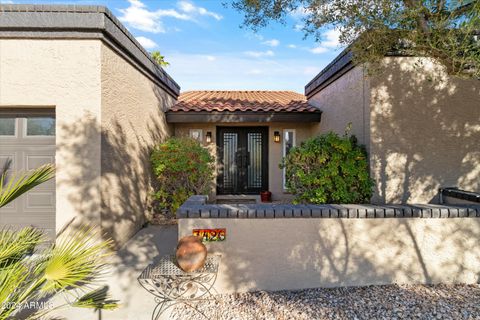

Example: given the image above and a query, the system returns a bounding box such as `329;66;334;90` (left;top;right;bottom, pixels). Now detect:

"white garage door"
0;110;55;236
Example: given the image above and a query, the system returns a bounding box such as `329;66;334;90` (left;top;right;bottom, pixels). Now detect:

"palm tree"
0;163;118;319
151;51;170;67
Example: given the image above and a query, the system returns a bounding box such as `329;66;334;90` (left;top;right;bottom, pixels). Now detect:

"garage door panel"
0;152;18;174
26;154;55;170
0;154;16;168
0;115;55;235
26;192;55;209
25;153;55;189
0;201;15;210
0;211;54;225
0;153;18;210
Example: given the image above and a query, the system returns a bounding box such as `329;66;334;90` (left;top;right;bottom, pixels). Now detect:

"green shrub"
280;132;374;204
151;137;214;215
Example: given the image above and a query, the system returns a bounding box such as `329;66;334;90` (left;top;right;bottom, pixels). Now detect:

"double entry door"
217;127;268;195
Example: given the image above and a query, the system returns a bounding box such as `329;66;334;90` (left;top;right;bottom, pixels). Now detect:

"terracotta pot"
260;191;272;202
176;235;207;272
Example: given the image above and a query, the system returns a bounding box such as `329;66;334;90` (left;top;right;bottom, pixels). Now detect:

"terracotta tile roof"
170;91;319;113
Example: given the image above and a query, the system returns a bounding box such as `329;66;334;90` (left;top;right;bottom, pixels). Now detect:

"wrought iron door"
217;127;268;194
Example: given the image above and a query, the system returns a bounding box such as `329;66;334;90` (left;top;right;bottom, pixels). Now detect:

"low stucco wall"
179;214;480;293
174;122;315;200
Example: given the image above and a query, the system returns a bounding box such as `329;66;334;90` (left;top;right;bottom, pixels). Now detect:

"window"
26;117;55;136
0;118;16;136
189;129;203;142
283;129;296;189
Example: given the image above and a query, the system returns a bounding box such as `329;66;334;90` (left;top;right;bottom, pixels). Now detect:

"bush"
280;132;374;204
151;137;214;215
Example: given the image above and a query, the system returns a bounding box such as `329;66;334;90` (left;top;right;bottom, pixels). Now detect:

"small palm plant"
151;50;170;67
0;162;54;208
0;163;118;319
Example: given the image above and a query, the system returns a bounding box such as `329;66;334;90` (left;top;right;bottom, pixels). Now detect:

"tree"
0;164;118;319
151;50;170;67
232;0;480;78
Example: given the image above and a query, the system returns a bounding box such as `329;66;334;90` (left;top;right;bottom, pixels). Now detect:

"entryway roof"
166;91;321;123
171;90;317;112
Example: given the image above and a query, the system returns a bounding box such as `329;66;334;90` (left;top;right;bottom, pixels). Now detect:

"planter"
260;191;272;203
176;236;207;272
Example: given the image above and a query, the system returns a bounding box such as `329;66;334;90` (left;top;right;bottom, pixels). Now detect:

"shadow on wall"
218;219;480;319
181;216;480;300
57;85;171;248
370;57;480;204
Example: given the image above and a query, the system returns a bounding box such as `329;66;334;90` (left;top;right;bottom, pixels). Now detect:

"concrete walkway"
50;225;179;320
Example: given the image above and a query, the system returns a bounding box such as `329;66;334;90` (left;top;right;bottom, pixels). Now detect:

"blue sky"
4;0;343;93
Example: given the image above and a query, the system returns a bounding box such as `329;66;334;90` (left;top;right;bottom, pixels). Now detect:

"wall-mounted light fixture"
189;129;202;141
273;131;281;143
206;131;212;143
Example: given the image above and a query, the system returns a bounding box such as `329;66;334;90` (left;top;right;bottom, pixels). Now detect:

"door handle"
235;151;242;167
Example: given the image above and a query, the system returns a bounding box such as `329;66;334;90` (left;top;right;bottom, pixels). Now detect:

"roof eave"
166;111;322;123
0;4;180;97
304;48;354;98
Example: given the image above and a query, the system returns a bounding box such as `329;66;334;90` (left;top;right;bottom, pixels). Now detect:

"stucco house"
0;5;179;246
168;53;479;204
0;4;479;247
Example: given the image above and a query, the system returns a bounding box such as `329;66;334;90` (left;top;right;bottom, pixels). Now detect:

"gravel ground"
172;284;480;320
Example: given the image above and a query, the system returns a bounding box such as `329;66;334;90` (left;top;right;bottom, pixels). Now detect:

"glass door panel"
222;132;238;192
217;127;268;195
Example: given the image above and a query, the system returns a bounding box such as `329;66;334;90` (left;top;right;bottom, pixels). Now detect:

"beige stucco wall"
0;39;102;230
100;44;175;246
179;217;480;293
307;58;479;204
369;57;480;203
308;66;370;150
0;39;176;247
174;122;315;200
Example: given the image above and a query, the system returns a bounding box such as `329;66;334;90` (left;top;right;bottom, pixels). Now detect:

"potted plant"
260;190;272;202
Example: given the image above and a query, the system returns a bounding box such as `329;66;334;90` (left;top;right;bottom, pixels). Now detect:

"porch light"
274;131;281;143
206;131;212;143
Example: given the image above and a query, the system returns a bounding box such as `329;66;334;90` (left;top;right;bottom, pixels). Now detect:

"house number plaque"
193;229;226;242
